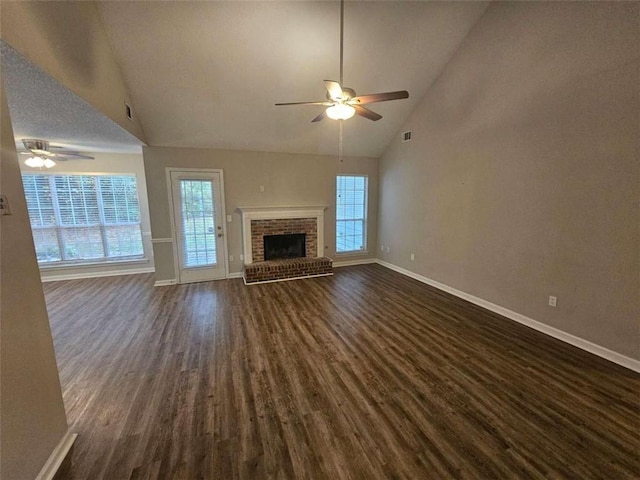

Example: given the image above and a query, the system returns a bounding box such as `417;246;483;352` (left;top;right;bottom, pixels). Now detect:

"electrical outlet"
548;296;557;307
410;253;415;261
386;246;390;253
229;255;234;262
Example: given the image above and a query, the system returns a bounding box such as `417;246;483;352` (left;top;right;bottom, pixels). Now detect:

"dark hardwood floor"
44;264;639;479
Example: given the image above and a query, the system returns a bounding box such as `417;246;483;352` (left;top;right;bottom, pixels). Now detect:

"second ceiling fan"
276;0;409;122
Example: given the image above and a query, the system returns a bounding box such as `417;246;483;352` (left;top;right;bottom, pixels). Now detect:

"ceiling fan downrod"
339;0;344;87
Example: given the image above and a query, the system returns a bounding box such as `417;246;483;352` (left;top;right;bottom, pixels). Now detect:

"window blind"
336;175;367;253
22;174;144;264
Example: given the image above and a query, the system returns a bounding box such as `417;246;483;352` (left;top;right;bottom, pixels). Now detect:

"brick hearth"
244;257;333;284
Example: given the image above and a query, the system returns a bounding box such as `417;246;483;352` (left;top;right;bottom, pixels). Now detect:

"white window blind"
22;174;144;264
336;175;367;253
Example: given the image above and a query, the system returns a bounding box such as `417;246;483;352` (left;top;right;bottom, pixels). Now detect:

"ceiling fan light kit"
24;156;55;168
326;103;355;120
275;0;408;123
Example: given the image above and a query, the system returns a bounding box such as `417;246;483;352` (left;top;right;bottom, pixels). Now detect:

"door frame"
165;167;229;283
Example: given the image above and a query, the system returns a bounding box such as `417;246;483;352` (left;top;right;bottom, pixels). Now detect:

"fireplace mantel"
236;205;327;265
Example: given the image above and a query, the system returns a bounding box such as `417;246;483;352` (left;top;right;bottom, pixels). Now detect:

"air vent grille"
401;131;412;143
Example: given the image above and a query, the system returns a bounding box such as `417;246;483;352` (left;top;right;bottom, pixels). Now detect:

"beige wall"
143;146;378;280
18;152;155;280
378;2;640;360
1;77;68;479
0;1;146;143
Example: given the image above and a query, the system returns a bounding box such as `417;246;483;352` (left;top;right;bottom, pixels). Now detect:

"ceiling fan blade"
56;152;95;160
354;105;382;121
311;110;327;123
351;90;409;105
29;149;57;157
324;80;344;101
19;149;54;157
275;101;332;106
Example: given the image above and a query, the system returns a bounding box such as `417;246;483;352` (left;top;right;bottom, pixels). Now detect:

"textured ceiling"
97;1;489;158
1;41;144;154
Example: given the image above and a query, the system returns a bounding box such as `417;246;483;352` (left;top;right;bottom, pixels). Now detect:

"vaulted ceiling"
4;1;490;158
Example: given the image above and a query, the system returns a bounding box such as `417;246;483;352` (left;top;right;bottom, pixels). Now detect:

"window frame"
21;172;146;267
335;174;368;255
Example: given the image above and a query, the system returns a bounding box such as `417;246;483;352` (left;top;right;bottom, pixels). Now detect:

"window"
22;173;144;264
336;175;367;253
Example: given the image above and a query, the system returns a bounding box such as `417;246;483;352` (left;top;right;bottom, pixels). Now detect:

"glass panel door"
170;171;227;283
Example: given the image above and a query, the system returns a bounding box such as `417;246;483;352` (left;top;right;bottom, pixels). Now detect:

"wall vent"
125;103;133;120
401;130;412;143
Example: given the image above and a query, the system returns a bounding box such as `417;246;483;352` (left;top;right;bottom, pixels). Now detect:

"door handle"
217;233;223;238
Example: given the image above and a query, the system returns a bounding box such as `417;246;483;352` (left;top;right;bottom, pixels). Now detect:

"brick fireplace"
236;206;333;284
250;218;317;262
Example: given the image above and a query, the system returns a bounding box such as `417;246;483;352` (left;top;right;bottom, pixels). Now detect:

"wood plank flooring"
44;264;639;479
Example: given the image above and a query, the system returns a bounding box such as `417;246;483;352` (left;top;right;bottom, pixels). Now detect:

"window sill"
38;257;149;271
335;251;370;257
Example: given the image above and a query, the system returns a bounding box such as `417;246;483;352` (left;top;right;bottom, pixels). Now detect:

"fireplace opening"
264;233;306;261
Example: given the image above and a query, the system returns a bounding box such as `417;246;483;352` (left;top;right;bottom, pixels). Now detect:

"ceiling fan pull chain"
339;119;344;167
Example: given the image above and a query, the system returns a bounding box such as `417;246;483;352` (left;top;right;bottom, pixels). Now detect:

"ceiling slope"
97;1;488;158
1;42;144;154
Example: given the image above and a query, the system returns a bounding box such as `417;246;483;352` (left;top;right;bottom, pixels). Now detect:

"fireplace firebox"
264;234;306;261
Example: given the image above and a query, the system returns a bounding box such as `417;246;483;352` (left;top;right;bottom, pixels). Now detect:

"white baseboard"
375;259;640;373
333;258;377;268
41;267;155;283
35;430;77;480
227;272;244;279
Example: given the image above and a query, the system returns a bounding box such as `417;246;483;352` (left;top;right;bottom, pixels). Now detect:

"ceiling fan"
275;0;409;122
19;138;94;168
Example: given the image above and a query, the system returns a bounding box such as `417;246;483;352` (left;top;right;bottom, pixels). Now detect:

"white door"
170;171;227;283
